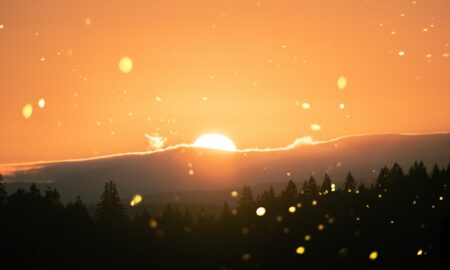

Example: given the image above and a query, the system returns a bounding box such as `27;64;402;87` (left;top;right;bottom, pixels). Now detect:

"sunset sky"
0;0;449;164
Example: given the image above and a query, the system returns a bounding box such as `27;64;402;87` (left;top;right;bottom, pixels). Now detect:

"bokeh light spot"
22;103;33;119
369;251;378;260
130;194;143;206
118;56;133;73
337;76;347;90
310;124;321;131
296;246;305;255
149;219;158;229
302;102;311;109
256;207;266;216
242;253;251;261
38;98;46;109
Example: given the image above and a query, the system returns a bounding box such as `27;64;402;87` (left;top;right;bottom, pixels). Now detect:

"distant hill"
2;133;450;202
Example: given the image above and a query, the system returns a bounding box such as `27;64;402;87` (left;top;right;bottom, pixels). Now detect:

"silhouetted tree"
95;181;126;225
376;166;390;190
279;180;298;205
344;172;356;192
321;174;332;194
390;162;405;179
0;174;6;207
45;187;62;206
385;162;404;190
446;163;450;180
238;185;255;210
1;161;448;270
183;209;194;227
260;185;277;207
431;163;442;182
29;183;42;201
220;201;232;222
409;161;429;181
197;208;208;227
302;176;318;196
358;182;367;193
66;196;91;221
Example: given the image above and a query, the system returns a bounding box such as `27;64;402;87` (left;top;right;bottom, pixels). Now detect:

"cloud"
145;134;167;150
286;136;314;148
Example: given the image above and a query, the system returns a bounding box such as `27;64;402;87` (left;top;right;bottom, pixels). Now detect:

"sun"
193;134;237;152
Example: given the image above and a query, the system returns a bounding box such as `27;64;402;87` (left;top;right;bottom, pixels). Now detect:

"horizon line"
1;131;449;172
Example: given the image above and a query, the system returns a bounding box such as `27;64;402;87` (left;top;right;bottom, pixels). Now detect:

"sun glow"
193;134;237;152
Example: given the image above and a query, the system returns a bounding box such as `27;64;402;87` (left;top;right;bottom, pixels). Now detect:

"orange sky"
0;0;449;164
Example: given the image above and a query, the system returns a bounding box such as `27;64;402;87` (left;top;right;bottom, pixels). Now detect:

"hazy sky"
0;0;449;163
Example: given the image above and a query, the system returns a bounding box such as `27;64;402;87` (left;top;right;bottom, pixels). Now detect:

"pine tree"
44;187;62;206
390;162;405;179
67;196;89;214
182;209;193;227
66;195;92;226
220;201;232;223
0;174;6;207
446;163;450;179
358;182;367;193
197;208;207;227
279;180;298;205
238;185;255;210
344;172;356;192
300;180;307;195
95;181;126;225
376;166;390;190
29;183;41;200
321;174;332;194
260;186;276;206
431;163;441;182
408;161;429;181
303;176;318;196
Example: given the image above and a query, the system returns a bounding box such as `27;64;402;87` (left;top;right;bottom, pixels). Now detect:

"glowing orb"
302;102;311;109
242;253;251;261
369;251;378;260
118;56;133;73
193;133;236;152
296;246;305;255
310;124;321;131
256;207;266;216
38;98;46;108
337;76;347;90
85;18;91;26
288;206;296;213
149;219;158;229
130;194;143;206
22;103;33;119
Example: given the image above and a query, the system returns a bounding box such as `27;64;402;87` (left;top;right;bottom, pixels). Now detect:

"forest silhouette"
0;161;449;269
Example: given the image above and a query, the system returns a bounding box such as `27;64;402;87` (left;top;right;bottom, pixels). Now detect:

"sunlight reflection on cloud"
145;134;167;150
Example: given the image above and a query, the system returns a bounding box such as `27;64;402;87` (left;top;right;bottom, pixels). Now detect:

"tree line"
0;161;449;269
